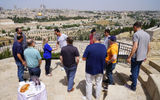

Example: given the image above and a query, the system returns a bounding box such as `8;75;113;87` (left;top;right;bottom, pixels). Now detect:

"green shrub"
39;51;60;60
0;48;12;60
0;49;60;60
2;29;6;33
62;24;80;28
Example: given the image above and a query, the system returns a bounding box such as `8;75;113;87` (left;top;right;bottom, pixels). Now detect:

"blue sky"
0;0;160;11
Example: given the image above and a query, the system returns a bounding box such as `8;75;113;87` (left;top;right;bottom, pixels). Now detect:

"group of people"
12;28;42;81
84;28;118;100
12;21;150;100
12;28;67;80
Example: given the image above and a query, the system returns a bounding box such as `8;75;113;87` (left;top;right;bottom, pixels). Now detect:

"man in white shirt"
54;28;68;71
104;29;110;50
54;28;68;49
103;29;111;85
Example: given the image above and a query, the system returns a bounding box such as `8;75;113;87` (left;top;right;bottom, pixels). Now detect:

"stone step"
107;85;148;100
113;71;124;85
112;64;150;100
107;85;136;100
149;60;160;72
115;64;132;85
141;63;159;75
146;74;160;100
138;69;148;87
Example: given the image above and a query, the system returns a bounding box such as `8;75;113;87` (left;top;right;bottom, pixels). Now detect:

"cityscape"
0;0;160;100
0;8;160;45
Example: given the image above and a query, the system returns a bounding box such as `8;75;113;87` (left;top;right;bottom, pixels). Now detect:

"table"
18;81;47;100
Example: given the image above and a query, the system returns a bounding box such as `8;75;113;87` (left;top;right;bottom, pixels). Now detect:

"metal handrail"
117;42;132;63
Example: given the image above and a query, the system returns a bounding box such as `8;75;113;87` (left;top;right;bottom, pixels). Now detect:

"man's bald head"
27;39;35;47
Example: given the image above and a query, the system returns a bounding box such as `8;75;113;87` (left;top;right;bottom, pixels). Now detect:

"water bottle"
35;80;38;91
39;81;41;90
38;81;41;90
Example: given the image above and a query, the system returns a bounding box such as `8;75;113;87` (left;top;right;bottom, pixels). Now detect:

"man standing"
103;29;111;84
104;29;111;50
14;27;27;49
54;28;68;49
127;22;150;91
12;35;26;82
105;36;118;85
89;28;96;44
24;39;42;77
60;37;80;92
83;33;107;100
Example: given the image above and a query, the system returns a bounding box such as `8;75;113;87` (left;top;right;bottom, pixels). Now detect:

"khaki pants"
86;73;103;100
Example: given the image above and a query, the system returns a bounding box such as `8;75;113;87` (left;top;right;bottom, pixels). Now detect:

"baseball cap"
109;36;116;42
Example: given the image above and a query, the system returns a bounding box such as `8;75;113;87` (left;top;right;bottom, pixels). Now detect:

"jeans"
130;58;143;90
28;66;41;77
45;59;51;75
16;61;25;82
86;73;103;100
64;66;77;91
106;63;116;84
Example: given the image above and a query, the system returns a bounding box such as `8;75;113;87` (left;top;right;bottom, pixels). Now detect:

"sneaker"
61;67;64;71
124;84;136;91
108;82;115;85
103;79;109;83
68;88;74;92
73;82;75;86
129;75;132;81
82;96;87;100
103;86;108;91
46;74;52;77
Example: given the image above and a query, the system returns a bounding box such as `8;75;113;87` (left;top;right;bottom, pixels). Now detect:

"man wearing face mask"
14;27;27;49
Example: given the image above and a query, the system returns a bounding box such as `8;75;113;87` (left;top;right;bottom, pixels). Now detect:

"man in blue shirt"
24;39;42;77
83;33;107;100
12;35;26;82
14;27;27;50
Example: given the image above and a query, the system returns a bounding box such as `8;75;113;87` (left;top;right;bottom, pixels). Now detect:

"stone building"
146;26;160;41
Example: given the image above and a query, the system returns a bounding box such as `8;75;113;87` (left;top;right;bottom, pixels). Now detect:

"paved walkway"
0;58;87;100
0;58;148;100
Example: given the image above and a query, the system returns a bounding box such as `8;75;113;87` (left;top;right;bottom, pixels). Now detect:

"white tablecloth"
18;81;47;100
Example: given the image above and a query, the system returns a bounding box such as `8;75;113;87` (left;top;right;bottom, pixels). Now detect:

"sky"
0;0;160;11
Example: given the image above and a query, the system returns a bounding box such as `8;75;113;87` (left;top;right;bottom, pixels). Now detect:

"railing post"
117;42;120;63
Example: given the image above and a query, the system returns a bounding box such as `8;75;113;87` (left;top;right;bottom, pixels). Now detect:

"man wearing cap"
105;36;118;85
83;33;106;100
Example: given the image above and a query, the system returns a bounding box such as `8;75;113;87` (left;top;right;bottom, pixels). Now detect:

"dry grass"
96;20;112;25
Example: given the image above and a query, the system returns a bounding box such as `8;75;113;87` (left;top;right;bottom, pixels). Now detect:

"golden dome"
38;12;42;16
